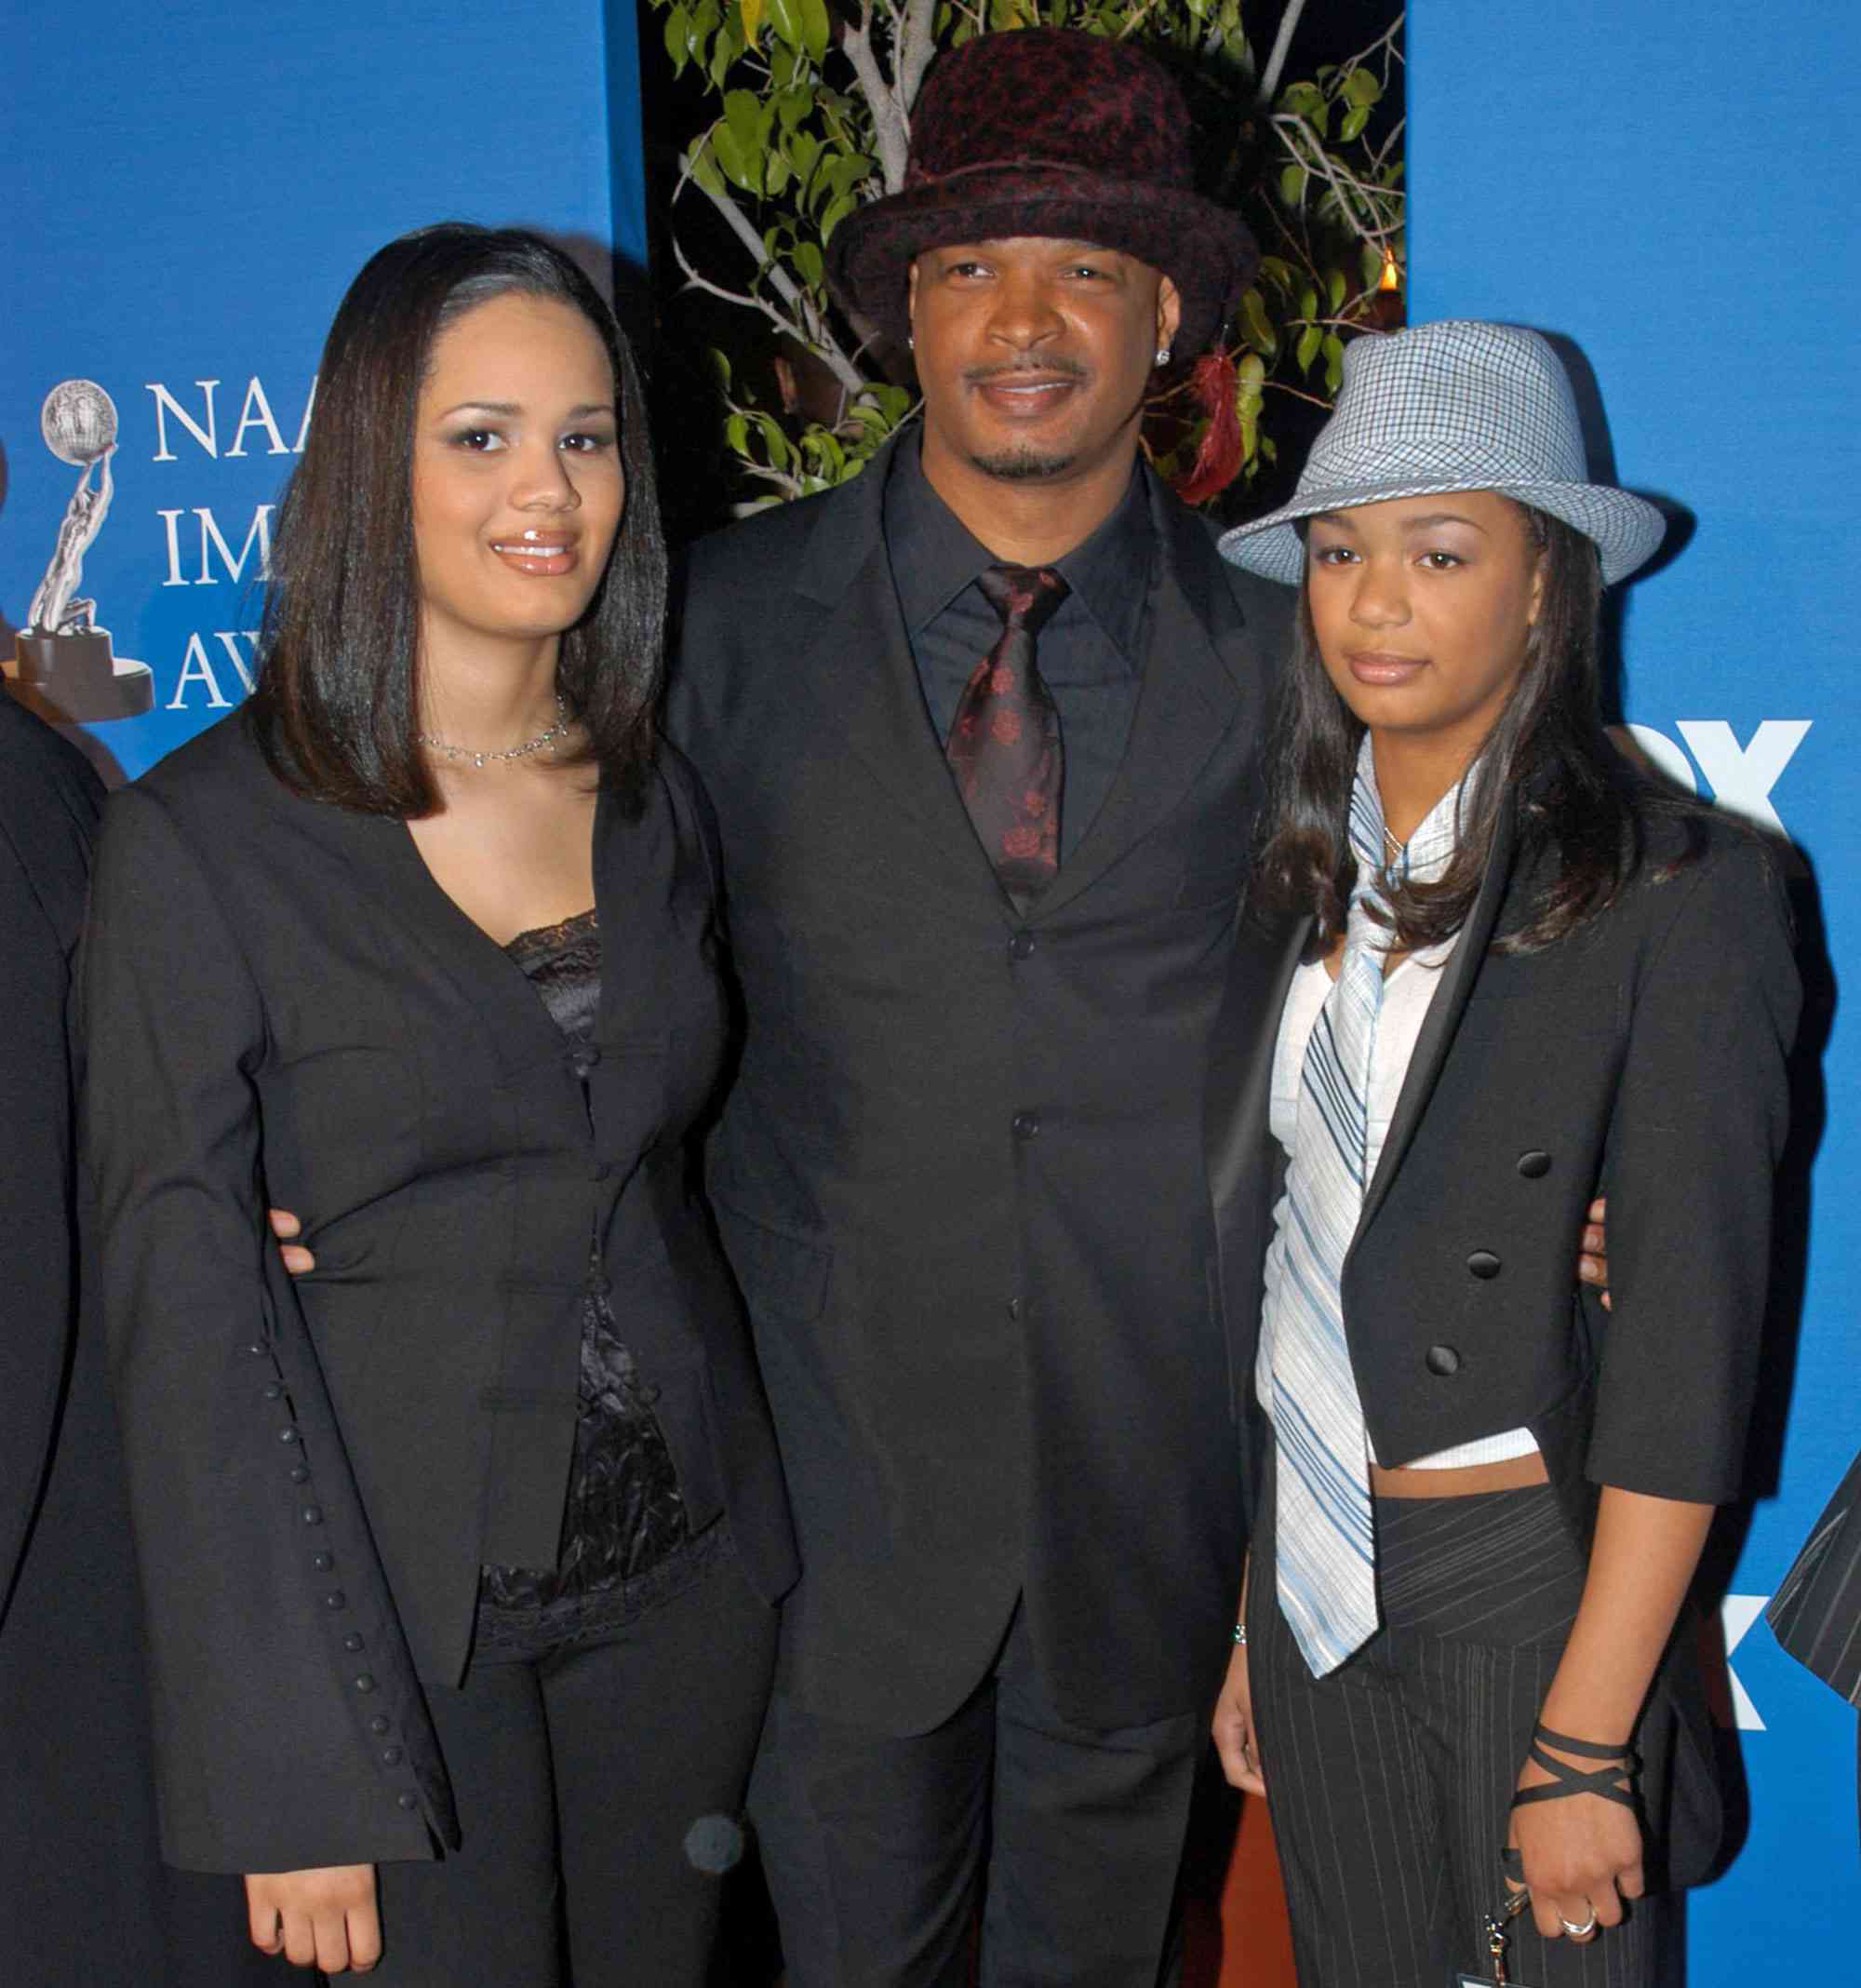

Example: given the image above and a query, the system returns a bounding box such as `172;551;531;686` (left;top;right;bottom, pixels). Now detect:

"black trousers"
359;1525;777;1986
750;1600;1202;1988
1248;1476;1676;1988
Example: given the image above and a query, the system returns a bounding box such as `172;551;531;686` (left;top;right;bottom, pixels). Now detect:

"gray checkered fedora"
1218;320;1666;586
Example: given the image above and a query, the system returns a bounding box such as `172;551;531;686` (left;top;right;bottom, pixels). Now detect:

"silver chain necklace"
416;692;570;769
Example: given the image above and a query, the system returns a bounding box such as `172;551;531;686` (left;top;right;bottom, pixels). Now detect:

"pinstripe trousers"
1247;1472;1678;1987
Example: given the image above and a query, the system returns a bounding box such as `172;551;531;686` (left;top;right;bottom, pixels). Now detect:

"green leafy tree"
647;0;1403;510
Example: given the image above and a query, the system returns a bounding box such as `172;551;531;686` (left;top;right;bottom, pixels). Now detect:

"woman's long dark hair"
249;222;666;817
1252;505;1703;953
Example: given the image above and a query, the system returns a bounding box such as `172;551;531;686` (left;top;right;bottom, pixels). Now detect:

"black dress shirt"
884;430;1151;863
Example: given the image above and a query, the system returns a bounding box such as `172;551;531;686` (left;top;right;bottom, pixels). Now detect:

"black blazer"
1;697;275;1982
1207;792;1801;1880
81;712;795;1874
1209;798;1798;1522
0;696;100;1618
1767;1446;1861;1707
670;440;1290;1734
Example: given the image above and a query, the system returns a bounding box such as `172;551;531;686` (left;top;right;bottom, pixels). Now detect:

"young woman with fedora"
82;223;795;1982
1205;319;1799;1984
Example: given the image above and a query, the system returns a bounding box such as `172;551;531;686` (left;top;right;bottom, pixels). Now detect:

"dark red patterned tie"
945;564;1069;897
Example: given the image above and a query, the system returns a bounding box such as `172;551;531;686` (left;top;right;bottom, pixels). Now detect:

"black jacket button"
311;1552;334;1572
325;1592;348;1611
289;1465;309;1484
1008;931;1036;960
1516;1149;1552;1178
263;1382;283;1401
301;1506;324;1525
277;1426;299;1444
343;1632;365;1653
1425;1343;1462;1377
397;1793;419;1811
1007;1296;1023;1322
1466;1250;1502;1280
353;1672;376;1693
369;1715;391;1736
381;1746;403;1766
1011;1110;1040;1141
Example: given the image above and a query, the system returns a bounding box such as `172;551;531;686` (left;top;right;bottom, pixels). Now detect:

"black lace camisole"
475;907;699;1659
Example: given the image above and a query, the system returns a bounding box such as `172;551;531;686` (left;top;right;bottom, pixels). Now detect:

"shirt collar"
883;425;1151;670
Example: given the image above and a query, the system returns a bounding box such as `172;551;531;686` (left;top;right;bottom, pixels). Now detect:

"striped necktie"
1271;751;1399;1676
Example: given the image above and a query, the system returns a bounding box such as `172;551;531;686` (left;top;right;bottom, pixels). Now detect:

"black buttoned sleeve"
83;786;445;1874
1585;836;1801;1501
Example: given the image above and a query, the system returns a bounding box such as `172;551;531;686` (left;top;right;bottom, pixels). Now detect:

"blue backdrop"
2;0;646;782
1411;1;1861;1969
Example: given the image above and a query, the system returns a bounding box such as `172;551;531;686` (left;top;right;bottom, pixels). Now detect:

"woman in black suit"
82;224;794;1982
1205;320;1799;1984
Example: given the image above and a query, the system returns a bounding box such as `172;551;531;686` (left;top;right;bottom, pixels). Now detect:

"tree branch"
1265;378;1334;410
896;0;940;114
677;149;871;394
1111;0;1168;42
671;232;795;332
1257;0;1311;104
1365;12;1405;80
1272;115;1402;245
843;7;911;191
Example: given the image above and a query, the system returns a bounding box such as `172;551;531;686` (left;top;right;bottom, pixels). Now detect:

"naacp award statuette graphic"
11;380;154;719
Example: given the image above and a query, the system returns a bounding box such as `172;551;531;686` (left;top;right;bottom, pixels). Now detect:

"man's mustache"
961;357;1089;385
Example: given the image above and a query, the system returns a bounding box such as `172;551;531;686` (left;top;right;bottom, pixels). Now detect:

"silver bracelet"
1232;1620;1248;1646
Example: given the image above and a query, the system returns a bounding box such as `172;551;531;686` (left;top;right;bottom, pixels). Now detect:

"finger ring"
1560;1911;1598;1938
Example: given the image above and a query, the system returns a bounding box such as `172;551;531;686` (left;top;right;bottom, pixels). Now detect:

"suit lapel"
785;445;1017;900
778;451;1265;919
1208;910;1309;1219
300;795;569;1077
1034;480;1249;920
1354;791;1520;1243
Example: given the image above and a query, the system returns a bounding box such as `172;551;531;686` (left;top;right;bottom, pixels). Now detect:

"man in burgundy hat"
669;28;1287;1984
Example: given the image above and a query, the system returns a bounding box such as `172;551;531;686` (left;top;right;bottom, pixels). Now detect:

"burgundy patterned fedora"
827;28;1258;356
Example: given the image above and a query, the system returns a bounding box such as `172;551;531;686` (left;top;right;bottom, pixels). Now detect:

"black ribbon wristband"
1510;1722;1640;1811
1533;1723;1635;1760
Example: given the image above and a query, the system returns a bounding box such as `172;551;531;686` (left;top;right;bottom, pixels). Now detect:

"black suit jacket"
1767;1446;1861;1706
670;441;1290;1733
1208;792;1801;1880
81;711;795;1873
0;695;274;1983
0;696;99;1618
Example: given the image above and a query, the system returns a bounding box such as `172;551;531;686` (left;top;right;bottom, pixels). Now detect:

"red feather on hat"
1169;353;1244;505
